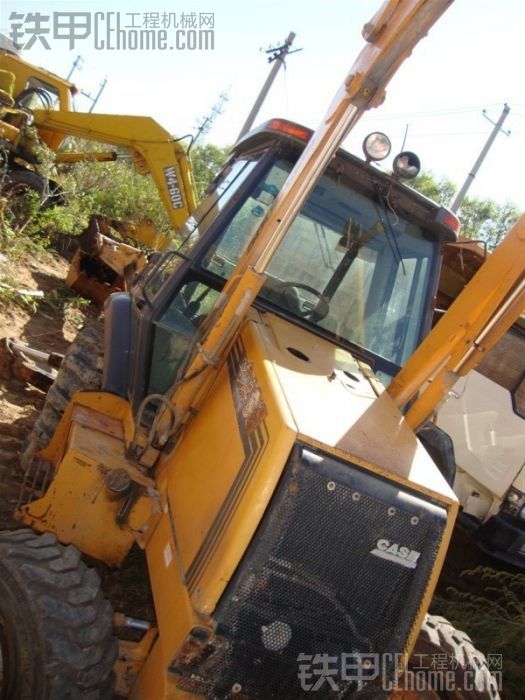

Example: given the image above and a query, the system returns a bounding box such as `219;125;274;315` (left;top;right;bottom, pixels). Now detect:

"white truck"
436;240;525;566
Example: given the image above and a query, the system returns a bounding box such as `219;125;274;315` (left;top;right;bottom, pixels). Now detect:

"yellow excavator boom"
2;50;199;269
32;110;198;236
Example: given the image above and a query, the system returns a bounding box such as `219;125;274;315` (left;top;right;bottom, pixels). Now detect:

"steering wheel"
273;281;330;322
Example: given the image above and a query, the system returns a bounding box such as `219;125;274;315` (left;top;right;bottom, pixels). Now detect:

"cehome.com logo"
370;539;421;569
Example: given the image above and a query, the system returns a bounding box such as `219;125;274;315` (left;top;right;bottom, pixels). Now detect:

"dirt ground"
0;252;155;621
0;254;82;529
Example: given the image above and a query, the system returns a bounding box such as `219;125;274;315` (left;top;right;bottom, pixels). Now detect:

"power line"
365;102;519;121
399;131;510;137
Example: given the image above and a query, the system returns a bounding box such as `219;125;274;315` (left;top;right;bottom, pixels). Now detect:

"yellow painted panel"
159;357;246;573
19;394;154;566
259;313;458;504
20;443;138;566
140;509;200;683
157;318;297;616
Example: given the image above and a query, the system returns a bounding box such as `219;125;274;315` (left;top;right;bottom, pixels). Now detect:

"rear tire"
2;169;46;196
409;614;500;699
20;324;104;473
0;528;117;699
1;170;47;229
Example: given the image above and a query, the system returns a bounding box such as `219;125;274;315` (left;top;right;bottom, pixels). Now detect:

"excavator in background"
0;49;76;210
0;47;76;150
1;49;198;300
29;109;199;301
1;0;524;697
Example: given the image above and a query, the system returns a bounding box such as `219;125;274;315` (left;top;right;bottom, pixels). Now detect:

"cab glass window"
148;281;219;394
202;159;436;367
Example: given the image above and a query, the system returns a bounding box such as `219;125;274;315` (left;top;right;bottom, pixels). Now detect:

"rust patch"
71;404;124;439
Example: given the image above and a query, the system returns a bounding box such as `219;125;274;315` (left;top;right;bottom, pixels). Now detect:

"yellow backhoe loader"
1;1;523;698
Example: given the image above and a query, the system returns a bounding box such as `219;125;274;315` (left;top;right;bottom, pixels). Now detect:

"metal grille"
177;444;447;698
17;457;54;508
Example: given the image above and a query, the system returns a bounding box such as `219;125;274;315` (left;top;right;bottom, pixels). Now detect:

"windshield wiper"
373;183;406;276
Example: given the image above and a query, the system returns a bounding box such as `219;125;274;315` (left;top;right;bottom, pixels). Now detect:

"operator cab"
106;119;459;410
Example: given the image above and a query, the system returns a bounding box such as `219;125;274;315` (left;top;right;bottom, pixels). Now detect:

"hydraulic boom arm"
32;110;198;237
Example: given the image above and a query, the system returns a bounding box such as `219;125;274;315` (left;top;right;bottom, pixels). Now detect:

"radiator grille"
176;444;447;698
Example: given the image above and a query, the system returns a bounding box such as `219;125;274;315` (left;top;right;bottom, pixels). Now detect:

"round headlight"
392;151;421;180
362;132;391;162
507;490;520;503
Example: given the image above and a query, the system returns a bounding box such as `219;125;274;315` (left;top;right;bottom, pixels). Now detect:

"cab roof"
232;118;459;244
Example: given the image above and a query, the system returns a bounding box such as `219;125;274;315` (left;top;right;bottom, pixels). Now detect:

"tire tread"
0;528;117;698
412;613;500;699
20;323;103;472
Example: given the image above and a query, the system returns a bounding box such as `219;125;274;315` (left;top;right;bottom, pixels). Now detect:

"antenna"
400;123;409;152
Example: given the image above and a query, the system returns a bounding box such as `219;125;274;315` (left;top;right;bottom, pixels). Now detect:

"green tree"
190;143;231;199
409;171;456;206
25;159;173;239
409;171;521;249
456;197;520;249
2;139;233;249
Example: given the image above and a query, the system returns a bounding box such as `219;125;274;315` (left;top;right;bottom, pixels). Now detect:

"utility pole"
194;91;230;145
66;55;83;82
66;55;107;112
450;103;511;213
86;78;108;113
236;31;300;142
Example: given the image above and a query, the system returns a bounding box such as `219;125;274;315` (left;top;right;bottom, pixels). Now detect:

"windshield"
202;159;437;367
142;157;259;298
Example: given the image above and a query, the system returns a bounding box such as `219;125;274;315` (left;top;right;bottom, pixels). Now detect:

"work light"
362;132;391;162
393;151;421;179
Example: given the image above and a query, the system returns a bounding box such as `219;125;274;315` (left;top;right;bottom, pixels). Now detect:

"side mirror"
512;372;525;419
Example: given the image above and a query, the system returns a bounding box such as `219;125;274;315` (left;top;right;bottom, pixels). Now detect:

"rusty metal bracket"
0;337;62;391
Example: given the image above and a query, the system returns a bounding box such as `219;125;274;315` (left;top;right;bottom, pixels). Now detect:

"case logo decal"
370;539;421;569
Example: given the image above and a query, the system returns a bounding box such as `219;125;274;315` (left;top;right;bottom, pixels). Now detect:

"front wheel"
0;528;117;699
20;323;104;475
408;614;501;699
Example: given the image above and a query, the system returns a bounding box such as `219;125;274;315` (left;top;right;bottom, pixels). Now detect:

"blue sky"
2;0;525;209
